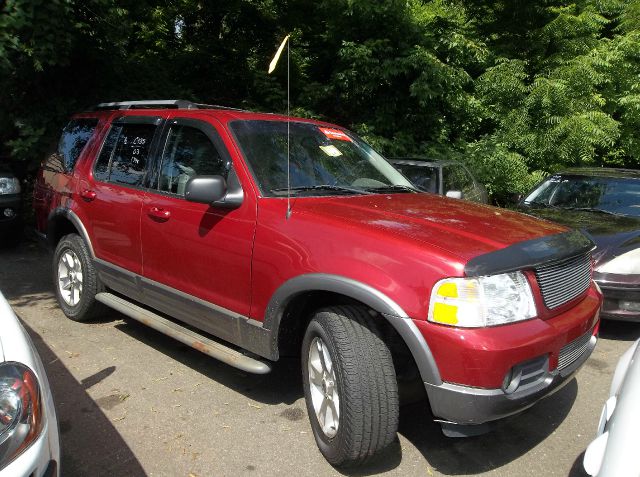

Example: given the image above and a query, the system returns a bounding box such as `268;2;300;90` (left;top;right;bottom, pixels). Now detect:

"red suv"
34;100;602;466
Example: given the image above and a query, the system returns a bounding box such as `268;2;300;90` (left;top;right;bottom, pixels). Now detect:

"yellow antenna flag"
268;35;290;74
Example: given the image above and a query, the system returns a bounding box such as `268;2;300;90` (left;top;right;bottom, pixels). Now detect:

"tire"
53;234;105;322
301;305;399;467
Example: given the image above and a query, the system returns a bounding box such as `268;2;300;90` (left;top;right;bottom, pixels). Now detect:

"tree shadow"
568;451;589;477
113;316;304;406
113;309;579;476
2;237;582;475
396;379;578;475
19;319;146;477
599;319;640;341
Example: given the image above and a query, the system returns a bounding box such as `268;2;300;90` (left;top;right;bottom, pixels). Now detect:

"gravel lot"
1;239;639;477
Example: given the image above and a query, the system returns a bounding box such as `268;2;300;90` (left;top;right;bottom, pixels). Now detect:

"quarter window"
94;123;157;186
157;125;229;196
44;118;98;173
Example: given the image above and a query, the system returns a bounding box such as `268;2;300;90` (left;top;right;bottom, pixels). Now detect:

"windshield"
229;120;414;197
523;175;640;217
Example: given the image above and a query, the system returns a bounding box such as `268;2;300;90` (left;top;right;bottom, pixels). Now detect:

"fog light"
501;367;522;394
3;208;15;218
501;355;549;394
619;300;640;312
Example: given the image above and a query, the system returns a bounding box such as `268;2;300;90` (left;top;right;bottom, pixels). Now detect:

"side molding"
47;208;95;257
264;273;442;385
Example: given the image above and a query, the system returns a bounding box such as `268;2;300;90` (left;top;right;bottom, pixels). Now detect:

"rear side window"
44;118;98;173
157;125;229;196
94;123;157;187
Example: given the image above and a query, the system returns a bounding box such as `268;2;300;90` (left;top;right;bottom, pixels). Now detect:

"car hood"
519;207;640;265
294;193;567;263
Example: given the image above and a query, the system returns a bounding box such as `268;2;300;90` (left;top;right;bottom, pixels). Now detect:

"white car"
584;338;640;476
0;292;60;477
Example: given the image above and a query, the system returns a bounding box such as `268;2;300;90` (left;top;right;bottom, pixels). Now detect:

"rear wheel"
301;305;399;467
53;234;105;321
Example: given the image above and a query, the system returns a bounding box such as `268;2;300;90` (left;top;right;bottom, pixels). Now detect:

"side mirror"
445;190;462;199
185;176;227;204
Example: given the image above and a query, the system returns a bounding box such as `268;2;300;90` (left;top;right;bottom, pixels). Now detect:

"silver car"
0;292;60;477
584;338;640;476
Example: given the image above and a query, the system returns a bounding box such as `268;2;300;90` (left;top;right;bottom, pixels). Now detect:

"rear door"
139;115;256;336
83;115;163;281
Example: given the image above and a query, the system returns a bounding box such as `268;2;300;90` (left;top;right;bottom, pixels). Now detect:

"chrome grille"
558;330;593;372
535;252;592;309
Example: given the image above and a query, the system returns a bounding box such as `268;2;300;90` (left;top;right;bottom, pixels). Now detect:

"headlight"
0;362;43;471
428;272;537;327
0;177;20;195
597;248;640;274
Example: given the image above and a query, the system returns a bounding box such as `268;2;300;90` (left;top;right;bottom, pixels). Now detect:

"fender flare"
264;273;442;385
47;208;95;258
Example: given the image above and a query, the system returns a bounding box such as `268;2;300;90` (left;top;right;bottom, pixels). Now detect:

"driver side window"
443;165;473;196
158;125;229;196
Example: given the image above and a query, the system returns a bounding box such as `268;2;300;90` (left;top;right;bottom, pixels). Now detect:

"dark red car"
34;100;602;466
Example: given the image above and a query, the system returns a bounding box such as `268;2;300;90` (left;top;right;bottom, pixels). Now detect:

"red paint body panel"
34;105;602;400
416;286;601;388
248;194;565;322
140;191;255;315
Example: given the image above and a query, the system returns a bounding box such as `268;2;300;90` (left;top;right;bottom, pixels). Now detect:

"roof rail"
93;100;247;112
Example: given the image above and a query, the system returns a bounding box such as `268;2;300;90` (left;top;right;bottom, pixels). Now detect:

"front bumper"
593;271;640;322
425;332;597;425
415;284;601;426
599;283;640;322
0;194;22;235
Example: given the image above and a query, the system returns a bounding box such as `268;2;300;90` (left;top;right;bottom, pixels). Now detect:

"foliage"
1;0;639;200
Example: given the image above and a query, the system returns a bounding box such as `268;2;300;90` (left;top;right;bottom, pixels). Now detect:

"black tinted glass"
94;123;156;186
395;164;439;193
158;125;228;196
526;175;640;216
51;118;98;173
443;165;473;193
230;120;403;196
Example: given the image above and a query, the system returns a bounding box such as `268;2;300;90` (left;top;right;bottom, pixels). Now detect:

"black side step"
95;292;271;374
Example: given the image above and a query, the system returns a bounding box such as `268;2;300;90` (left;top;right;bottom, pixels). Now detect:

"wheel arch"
47;208;94;257
264;273;442;385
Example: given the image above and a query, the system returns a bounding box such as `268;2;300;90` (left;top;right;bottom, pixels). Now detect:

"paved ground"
1;239;639;477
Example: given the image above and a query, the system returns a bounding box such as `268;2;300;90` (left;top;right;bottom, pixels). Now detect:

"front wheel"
301;305;399;467
53;234;105;321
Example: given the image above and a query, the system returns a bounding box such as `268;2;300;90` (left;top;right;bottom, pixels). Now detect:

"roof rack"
93;100;247;112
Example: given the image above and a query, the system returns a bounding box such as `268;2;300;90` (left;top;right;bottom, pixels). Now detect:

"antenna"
268;34;292;220
286;38;291;219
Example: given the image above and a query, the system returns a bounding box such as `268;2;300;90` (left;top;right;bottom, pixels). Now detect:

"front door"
140;116;256;339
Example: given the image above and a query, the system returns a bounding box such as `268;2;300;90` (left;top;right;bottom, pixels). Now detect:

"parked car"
0;291;60;477
583;338;640;476
518;168;640;322
389;158;488;203
34;100;601;466
0;167;22;246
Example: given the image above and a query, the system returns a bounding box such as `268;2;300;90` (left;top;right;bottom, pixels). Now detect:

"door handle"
147;206;171;221
80;189;97;202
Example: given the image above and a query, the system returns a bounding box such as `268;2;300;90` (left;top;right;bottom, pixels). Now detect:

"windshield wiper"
270;185;371;195
563;207;625;216
364;185;418;193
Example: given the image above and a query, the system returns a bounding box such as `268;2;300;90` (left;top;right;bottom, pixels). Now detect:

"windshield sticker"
319;127;352;142
319;145;343;157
